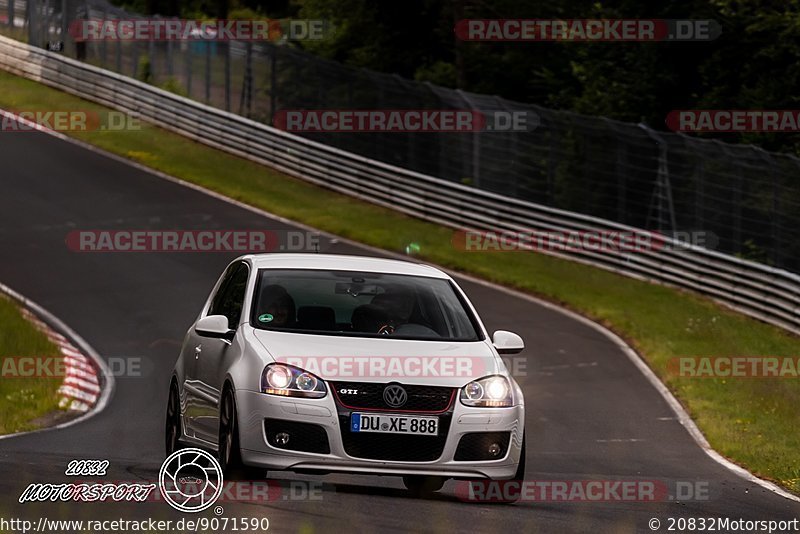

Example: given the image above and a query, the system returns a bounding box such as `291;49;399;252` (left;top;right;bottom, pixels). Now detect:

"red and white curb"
0;281;112;441
20;308;100;412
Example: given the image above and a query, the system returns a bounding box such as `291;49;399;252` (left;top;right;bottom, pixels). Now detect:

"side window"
208;264;238;317
209;263;250;329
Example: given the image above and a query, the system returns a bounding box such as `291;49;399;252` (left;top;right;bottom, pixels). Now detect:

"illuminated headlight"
460;375;513;407
261;364;327;398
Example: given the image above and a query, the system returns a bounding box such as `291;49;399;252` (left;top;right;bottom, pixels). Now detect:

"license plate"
351;413;439;436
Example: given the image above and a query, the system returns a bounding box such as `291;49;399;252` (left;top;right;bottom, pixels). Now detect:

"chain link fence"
3;0;799;272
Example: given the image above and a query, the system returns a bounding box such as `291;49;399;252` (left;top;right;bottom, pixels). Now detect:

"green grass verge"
1;69;798;492
0;295;64;434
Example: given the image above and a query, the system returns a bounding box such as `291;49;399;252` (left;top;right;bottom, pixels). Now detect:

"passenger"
258;284;296;327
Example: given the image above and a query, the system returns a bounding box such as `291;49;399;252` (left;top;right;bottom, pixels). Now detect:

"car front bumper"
235;389;524;480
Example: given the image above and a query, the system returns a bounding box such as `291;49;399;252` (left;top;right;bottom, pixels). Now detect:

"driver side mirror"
492;330;524;354
196;315;235;341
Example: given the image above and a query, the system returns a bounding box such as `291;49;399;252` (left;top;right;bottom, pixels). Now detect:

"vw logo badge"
383;384;408;408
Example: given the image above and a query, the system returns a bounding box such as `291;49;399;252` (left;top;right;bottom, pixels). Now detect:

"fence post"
100;5;107;66
754;146;780;267
457;89;480;188
115;30;121;72
546;128;558;206
166;38;173;78
694;157;704;231
204;40;211;104
638;123;676;234
60;0;66;51
8;0;14;29
39;0;50;48
224;41;230;111
26;0;35;46
238;41;252;117
147;37;154;83
496;96;521;198
269;44;276;123
603;118;628;224
185;40;192;97
713;140;741;255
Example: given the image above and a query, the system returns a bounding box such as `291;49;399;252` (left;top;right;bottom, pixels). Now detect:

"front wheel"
463;434;526;505
403;475;447;497
504;435;526;503
219;387;264;480
165;382;183;456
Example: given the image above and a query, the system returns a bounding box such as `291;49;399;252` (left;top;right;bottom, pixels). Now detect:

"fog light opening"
488;442;502;457
275;432;291;446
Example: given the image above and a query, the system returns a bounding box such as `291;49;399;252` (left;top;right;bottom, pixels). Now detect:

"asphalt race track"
0;129;798;533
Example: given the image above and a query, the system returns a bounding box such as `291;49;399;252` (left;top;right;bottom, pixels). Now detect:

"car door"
192;261;250;444
182;262;237;441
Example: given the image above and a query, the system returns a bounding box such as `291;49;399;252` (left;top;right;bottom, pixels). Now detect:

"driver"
371;286;415;331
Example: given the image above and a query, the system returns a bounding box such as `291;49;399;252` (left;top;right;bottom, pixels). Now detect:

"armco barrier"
1;34;799;336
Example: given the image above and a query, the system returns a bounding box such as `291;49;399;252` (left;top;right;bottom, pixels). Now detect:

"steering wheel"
377;324;395;335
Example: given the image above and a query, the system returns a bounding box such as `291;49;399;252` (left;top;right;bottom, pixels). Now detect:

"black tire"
515;435;526;479
402;475;446;497
219;387;264;480
504;435;527;504
463;434;526;505
165;382;183;456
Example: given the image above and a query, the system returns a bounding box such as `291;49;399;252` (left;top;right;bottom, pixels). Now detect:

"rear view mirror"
196;314;234;341
492;330;524;355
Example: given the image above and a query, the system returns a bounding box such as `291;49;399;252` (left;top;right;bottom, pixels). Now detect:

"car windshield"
251;269;481;341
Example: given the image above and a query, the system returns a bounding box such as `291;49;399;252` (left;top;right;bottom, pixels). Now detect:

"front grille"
264;419;330;454
332;382;455;412
454;432;511;461
338;412;453;461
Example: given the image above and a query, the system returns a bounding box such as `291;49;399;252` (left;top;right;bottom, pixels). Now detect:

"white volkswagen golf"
166;253;526;496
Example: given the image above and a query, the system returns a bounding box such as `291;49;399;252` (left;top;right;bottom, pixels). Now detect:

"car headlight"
460;375;513;407
261;364;327;398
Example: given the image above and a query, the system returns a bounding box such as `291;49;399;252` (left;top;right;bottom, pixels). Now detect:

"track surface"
0;130;798;533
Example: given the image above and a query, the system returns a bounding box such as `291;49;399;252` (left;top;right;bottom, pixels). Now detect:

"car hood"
250;328;503;387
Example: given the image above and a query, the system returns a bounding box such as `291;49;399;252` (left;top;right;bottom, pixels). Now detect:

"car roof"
243;253;450;279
